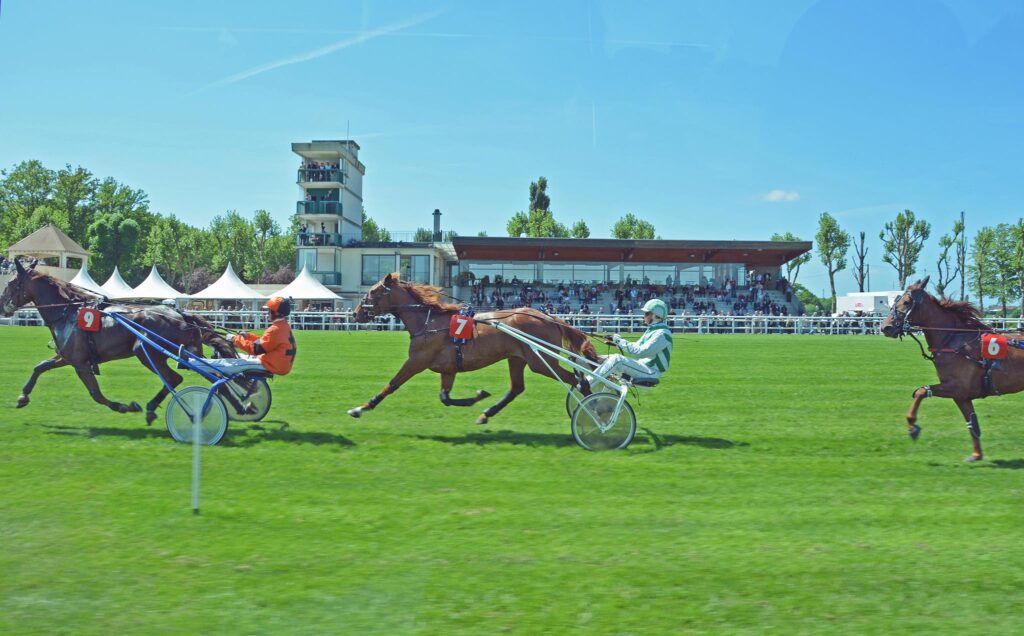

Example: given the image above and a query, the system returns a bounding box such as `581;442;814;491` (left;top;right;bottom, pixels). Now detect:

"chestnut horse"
348;273;598;424
0;259;236;423
881;275;1024;461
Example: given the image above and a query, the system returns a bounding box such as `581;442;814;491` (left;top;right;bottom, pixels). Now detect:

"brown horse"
0;259;236;423
348;273;598;424
881;275;1024;461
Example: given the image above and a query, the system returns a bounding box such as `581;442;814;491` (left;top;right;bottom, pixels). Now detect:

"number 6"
988;338;1001;356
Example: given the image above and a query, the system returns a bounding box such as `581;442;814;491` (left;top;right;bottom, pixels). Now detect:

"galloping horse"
881;275;1024;461
0;259;236;423
348;273;598;424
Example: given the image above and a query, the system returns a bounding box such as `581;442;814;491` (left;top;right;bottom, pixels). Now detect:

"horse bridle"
1;274;29;316
886;288;924;338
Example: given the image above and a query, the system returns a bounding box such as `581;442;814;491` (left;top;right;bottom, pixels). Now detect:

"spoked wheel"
571;392;636;451
222;375;272;422
566;387;584;418
166;386;229;445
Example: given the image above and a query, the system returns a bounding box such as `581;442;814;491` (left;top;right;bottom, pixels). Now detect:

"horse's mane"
30;270;103;303
936;295;992;331
395;274;460;311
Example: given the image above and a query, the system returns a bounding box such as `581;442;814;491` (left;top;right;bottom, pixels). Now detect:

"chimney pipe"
432;209;442;242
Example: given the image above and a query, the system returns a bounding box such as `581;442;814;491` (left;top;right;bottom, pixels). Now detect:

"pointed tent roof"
101;266;136;299
188;263;266;300
123;265;182;300
7;224;88;257
272;265;341;301
69;263;106;296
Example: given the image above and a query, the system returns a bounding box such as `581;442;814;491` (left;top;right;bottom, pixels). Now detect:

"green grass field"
2;327;1024;634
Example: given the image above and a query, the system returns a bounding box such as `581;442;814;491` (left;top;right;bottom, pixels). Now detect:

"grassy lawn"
2;327;1024;634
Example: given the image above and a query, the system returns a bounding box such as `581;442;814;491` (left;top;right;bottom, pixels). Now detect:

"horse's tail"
554;319;599;363
180;312;238;359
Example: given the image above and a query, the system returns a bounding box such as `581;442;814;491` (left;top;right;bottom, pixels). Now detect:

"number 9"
83;312;94;328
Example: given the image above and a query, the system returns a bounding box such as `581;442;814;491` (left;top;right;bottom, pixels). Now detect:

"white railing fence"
4;309;1023;335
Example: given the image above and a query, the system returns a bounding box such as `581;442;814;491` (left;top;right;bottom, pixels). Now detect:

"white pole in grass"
192;395;201;515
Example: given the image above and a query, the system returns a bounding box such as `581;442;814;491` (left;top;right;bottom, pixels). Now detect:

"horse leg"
905;382;963;441
135;350;182;426
439;372;491;407
954;398;983;462
17;355;69;408
476;357;526;425
73;365;142;414
347;358;428;418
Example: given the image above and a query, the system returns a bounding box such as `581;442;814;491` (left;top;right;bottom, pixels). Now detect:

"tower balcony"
296;201;342;215
297;168;346;185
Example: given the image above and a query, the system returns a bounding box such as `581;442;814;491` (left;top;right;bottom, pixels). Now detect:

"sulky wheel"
570;392;636;451
166;386;229;445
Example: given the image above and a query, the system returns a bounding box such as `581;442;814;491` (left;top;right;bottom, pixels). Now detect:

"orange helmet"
263;296;292;317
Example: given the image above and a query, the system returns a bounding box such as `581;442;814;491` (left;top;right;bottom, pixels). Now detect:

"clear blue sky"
2;0;1022;296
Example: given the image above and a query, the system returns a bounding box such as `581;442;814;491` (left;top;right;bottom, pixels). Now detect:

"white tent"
123;265;182;300
68;263;106;296
187;263;265;302
272;265;341;302
100;266;136;299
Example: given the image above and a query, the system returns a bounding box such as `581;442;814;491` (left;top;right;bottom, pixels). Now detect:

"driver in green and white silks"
588;299;672;387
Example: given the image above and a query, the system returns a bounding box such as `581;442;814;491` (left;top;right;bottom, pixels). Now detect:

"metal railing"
5;309;1023;334
297;168;346;184
296;201;342;215
297;232;343;247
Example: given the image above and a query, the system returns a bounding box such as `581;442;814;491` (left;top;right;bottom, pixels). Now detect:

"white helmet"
641;299;668;319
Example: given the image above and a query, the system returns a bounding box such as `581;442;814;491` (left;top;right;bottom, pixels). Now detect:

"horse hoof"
964;454;983;463
347;408;362;418
15;395;29;408
477;390;491;400
908;424;921;441
476;414;489;425
146;411;157;426
129;401;142;413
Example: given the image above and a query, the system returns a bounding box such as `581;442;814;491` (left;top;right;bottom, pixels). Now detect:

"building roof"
188;263;266;300
273;265;341;301
68;263;106;296
100;266;137;299
122;265;182;300
451;236;812;266
7;224;88;257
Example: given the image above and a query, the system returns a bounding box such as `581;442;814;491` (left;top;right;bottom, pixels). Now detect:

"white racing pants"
202;356;266;376
587;354;659;389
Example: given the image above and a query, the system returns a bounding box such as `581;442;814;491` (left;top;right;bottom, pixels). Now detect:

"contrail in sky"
204;9;444;89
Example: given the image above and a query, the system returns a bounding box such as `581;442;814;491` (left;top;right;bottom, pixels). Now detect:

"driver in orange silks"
205;296;297;376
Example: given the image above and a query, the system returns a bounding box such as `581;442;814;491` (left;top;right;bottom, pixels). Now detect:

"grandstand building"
291;139;812;314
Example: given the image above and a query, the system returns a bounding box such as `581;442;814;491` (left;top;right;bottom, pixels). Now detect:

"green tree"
989;224;1019;317
507;209;568;238
0;160;55;246
815;212;850;313
935;216;965;299
413;227;433;242
206;211;257;279
612;213;656;239
251;209;283;282
968;226;997;313
529;176;550;212
771;232;812;287
53;165;97;245
507;211;529;237
361;209;391;243
792;283;829;314
570;220;591;239
87;212;142;280
880;209;931;289
476;230;488;237
143;215;187;286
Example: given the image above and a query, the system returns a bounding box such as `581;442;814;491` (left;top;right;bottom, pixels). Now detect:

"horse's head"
881;275;930;338
0;259;38;317
355;273;400;323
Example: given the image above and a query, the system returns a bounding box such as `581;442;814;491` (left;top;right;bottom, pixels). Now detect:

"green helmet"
641;299;668;320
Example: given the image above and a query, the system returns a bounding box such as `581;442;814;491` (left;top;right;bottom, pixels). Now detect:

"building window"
400;255;430;284
362;254;396;285
297;249;316;272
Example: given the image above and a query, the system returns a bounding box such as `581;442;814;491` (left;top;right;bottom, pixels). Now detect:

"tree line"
504;177;657;240
780;209;1023;316
0;160;297;292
